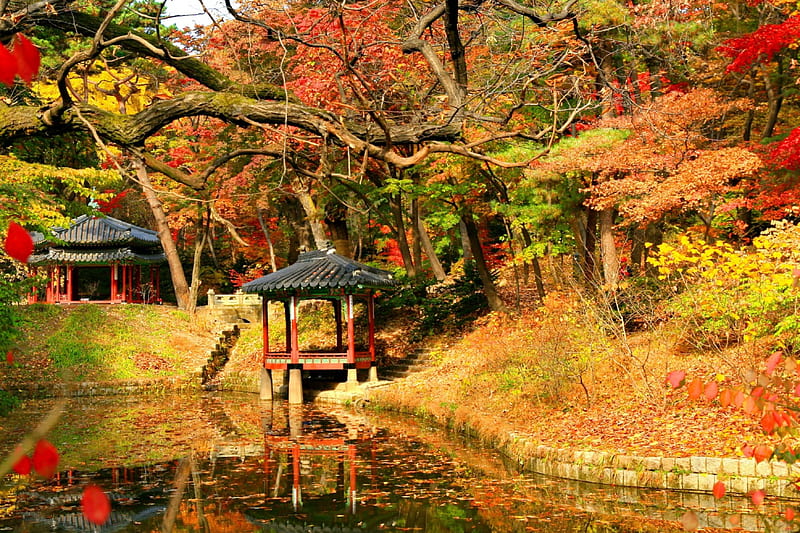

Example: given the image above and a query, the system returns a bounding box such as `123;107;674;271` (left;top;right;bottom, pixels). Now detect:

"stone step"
379;350;433;380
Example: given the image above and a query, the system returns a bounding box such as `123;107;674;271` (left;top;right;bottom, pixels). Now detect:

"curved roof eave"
242;248;396;295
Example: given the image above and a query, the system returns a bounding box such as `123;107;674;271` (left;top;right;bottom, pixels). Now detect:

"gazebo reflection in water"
211;403;379;526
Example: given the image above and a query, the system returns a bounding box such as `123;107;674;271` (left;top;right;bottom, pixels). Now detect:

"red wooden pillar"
122;265;128;302
290;296;300;365
45;266;54;303
348;444;357;514
346;294;355;365
262;297;270;364
111;264;118;302
53;265;61;302
66;265;74;302
368;294;376;363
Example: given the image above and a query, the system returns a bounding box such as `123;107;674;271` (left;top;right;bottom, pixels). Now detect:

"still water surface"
0;393;786;532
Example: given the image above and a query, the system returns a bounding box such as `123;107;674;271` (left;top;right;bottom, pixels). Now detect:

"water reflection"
0;394;792;532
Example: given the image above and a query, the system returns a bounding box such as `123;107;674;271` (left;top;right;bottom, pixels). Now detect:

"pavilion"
241;247;397;404
28;215;166;304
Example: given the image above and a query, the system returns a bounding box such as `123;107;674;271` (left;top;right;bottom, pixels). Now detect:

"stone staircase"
379;348;432;381
201;323;246;389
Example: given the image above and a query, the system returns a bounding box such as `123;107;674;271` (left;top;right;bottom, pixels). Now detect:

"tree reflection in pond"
0;394;789;532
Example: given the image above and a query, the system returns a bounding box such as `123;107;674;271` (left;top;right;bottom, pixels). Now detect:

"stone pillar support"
288;367;303;404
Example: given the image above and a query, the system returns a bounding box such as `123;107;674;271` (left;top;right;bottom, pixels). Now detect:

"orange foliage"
545;89;761;224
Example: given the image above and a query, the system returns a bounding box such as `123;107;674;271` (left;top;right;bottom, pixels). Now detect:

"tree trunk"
134;158;191;310
459;219;473;261
257;209;277;272
630;226;646;275
282;196;314;263
411;197;423;270
520;225;546;301
187;213;208;315
461;210;507;313
417;217;447;281
571;208;598;285
389;193;417;277
599;208;619;291
761;62;784;139
325;204;353;257
296;190;328;250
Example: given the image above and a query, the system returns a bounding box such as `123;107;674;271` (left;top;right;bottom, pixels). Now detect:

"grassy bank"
368;289;770;460
0;304;214;404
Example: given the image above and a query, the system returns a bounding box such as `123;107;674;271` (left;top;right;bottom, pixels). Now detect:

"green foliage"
577;0;631;29
0;155;119;228
379;263;489;340
0;390;20;417
650;221;800;352
0;257;46;354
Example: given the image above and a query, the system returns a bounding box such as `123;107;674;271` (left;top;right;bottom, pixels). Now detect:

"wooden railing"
206;289;261;308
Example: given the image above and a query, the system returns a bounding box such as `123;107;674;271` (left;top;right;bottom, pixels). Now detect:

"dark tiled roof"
242;248;397;293
29;247;165;265
35;214;160;248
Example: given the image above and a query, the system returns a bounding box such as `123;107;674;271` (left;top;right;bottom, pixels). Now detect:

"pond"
0;393;790;532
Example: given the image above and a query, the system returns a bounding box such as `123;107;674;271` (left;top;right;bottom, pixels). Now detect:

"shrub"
378;262;489;340
649;221;800;352
0;390;20;416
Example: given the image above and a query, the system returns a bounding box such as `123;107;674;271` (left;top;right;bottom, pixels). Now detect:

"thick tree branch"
0;91;461;150
493;0;578;26
29;8;291;101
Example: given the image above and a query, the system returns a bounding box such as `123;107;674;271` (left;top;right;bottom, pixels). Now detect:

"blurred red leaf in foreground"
0;34;40;86
12;452;31;475
13;35;40;84
666;370;686;388
4;222;33;262
32;439;59;478
82;484;111;525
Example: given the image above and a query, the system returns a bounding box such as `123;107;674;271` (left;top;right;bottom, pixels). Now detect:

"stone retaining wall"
5;376;200;398
494;433;800;500
530;474;793;532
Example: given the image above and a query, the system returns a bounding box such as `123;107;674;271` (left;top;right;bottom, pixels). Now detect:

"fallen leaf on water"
680;510;699;531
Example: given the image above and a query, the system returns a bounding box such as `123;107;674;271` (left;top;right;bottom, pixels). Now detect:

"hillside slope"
2;304;215;387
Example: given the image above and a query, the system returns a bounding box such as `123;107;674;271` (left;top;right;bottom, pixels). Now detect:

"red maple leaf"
717;17;800;73
0;43;16;86
32;439;59;478
0;34;40;86
82;484;111;525
12;452;31;475
13;34;40;84
4;221;34;262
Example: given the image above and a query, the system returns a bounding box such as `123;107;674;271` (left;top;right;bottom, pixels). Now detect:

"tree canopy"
0;0;799;311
